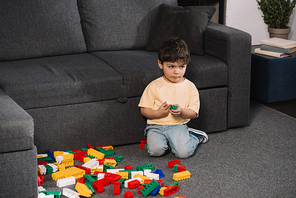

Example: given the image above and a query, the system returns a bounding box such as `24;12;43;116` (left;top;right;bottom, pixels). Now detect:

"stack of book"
254;37;296;58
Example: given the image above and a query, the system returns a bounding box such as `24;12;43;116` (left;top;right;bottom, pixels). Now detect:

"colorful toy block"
127;179;141;189
124;191;133;198
154;168;165;178
169;104;178;110
173;170;191;181
174;164;186;172
75;182;92;197
168;160;180;168
164;185;179;196
57;176;75;187
137;163;154;171
92;180;104;193
87;148;105;160
115;155;123;162
62;188;80;198
113;182;121;195
141;179;160;197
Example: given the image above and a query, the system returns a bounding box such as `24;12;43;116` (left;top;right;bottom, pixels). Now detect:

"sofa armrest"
0;89;34;153
204;22;252;128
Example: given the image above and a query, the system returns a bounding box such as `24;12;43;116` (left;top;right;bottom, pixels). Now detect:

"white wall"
225;0;296;45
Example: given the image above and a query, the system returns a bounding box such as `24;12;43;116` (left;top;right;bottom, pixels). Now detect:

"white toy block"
57;176;76;187
56;156;63;163
97;173;105;180
38;186;46;193
38;192;46;198
82;158;99;168
131;171;143;178
143;169;152;175
63;188;80;198
47;163;58;172
37;154;48;158
124;177;142;188
106;168;124;174
38;165;47;175
145;172;159;180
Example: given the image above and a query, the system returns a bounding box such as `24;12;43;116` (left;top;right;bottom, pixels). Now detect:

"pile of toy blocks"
37;143;189;197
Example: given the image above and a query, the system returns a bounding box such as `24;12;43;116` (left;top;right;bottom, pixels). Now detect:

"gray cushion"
77;0;177;51
92;50;228;97
0;54;123;109
0;89;34;153
0;0;86;61
146;4;216;55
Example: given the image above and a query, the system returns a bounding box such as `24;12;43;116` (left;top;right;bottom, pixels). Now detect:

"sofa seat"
0;53;123;109
92;50;228;97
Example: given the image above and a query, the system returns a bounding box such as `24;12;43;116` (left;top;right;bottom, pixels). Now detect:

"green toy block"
115;155;123;162
118;178;126;188
169;104;177;110
141;179;160;197
103;164;114;172
84;174;95;186
42;191;61;198
174;164;179;172
44;164;53;174
137;163;154;171
167;181;180;187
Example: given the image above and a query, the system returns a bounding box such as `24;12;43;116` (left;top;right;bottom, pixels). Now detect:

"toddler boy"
138;37;208;158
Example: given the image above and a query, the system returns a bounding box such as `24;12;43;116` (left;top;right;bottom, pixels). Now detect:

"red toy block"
106;173;121;184
164;185;179;197
140;143;146;149
77;177;86;183
177;165;186;172
87;143;94;149
168;160;180;168
37;160;48;165
37;174;44;186
74;165;91;174
124;191;133;198
127;180;140;189
73;150;87;160
113;182;121;195
93;180;104;193
140;140;147;144
143;179;163;186
138;185;144;194
97;178;111;187
125;165;133;170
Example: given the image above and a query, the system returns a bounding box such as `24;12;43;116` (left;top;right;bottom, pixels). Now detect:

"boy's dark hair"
158;37;190;65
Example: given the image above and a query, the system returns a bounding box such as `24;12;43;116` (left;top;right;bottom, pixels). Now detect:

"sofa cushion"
77;0;177;51
0;54;123;109
0;0;86;61
92;50;228;97
146;4;216;55
0;89;34;153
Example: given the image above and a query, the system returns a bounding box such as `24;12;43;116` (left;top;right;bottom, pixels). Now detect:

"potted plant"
257;0;296;39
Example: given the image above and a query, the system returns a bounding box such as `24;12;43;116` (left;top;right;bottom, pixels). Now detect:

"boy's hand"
157;101;170;118
169;104;182;117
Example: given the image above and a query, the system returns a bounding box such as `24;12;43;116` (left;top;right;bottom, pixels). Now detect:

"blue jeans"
144;124;200;158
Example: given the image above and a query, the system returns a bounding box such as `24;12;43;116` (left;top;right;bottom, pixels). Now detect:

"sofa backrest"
0;0;87;61
77;0;178;52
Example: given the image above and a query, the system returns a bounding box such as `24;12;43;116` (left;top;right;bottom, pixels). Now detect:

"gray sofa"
0;0;251;197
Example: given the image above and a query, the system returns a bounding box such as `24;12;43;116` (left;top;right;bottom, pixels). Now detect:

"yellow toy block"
101;145;113;150
134;174;150;183
54;151;65;157
63;167;85;179
75;182;92;197
87;148;105;160
52;171;66;181
173;170;191;181
116;171;129;179
91;168;103;174
159;187;167;195
83;157;91;163
104;158;117;167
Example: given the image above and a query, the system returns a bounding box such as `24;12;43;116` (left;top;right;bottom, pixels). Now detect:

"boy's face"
158;60;187;83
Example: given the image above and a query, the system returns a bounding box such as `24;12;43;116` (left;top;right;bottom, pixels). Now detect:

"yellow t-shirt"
138;77;200;125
